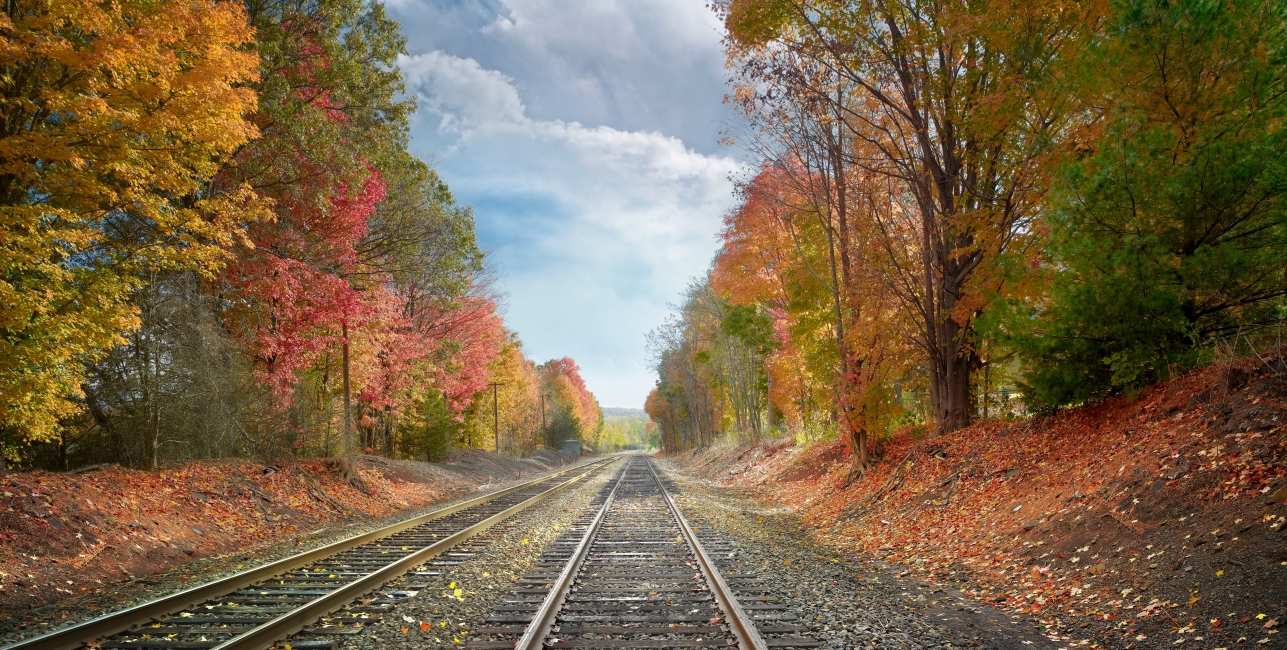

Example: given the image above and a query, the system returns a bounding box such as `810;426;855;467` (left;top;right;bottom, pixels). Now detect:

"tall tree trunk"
341;320;352;455
830;121;872;475
934;294;973;434
765;371;776;432
383;409;393;457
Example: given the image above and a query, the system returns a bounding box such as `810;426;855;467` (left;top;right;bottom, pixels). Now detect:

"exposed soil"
0;449;573;620
674;356;1287;649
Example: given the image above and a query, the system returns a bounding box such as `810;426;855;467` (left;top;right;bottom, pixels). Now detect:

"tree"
720;0;1093;435
539;358;601;448
0;0;542;471
0;0;261;463
213;0;424;457
1002;0;1287;407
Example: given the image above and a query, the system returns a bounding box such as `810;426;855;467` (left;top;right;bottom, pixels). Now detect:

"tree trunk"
932;313;973;435
982;359;990;420
766;371;776;431
341;320;352;454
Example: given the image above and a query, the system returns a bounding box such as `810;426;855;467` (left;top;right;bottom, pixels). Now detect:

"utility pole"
490;382;502;454
540;393;546;443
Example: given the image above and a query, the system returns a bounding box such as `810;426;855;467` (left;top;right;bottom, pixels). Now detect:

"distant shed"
560;439;581;459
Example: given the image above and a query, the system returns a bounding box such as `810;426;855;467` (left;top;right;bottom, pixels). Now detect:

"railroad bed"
468;455;820;649
1;457;618;650
4;455;822;650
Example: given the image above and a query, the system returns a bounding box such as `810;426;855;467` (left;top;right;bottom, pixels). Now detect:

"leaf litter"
678;357;1287;649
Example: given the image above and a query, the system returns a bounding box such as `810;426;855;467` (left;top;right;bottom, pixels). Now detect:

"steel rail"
209;456;621;650
511;457;631;650
648;459;769;650
2;456;616;650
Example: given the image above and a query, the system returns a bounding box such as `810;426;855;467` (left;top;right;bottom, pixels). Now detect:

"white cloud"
398;45;741;408
388;0;731;154
399;51;526;131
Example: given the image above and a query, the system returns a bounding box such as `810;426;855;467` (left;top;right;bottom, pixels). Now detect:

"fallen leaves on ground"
680;357;1287;648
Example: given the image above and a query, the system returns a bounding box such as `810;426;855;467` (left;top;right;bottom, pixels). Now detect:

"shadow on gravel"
668;468;1063;650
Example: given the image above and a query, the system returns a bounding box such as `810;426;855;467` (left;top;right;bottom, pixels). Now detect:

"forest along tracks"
469;455;820;649
0;456;620;650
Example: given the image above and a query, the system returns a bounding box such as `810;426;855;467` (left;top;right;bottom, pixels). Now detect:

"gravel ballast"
5;455;1084;650
658;459;1066;650
340;462;619;650
0;458;600;648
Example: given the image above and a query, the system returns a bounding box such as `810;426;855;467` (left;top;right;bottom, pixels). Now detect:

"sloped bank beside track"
658;458;1063;650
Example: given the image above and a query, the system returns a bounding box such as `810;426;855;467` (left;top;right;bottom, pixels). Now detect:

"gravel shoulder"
659;459;1065;650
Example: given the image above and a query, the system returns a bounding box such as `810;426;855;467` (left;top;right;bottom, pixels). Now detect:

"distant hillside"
602;407;649;421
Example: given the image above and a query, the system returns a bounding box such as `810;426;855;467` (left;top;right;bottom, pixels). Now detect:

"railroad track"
1;456;619;650
468;455;820;649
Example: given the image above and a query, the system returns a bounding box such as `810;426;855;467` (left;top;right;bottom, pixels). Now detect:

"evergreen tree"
1007;0;1287;407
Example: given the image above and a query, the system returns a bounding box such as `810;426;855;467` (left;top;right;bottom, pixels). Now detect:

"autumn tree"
720;0;1096;436
539;358;602;449
5;0;515;470
0;0;261;464
216;0;411;403
646;275;781;451
707;162;913;471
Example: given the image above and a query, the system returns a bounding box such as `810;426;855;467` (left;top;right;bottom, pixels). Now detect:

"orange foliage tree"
717;0;1097;443
539;358;602;448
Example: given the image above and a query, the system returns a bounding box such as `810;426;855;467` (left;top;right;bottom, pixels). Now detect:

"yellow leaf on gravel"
454;588;464;599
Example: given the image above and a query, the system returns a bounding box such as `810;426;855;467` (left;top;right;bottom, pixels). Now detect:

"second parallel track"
2;457;620;650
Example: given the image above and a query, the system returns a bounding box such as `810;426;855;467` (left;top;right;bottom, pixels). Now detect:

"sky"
385;0;745;409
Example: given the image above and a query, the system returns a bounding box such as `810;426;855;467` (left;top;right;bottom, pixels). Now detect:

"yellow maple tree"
0;0;263;456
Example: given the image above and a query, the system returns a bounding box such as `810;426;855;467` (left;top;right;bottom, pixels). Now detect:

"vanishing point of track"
469;455;820;649
1;457;618;650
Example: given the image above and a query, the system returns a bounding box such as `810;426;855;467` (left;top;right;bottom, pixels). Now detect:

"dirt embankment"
676;357;1287;649
0;449;571;616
